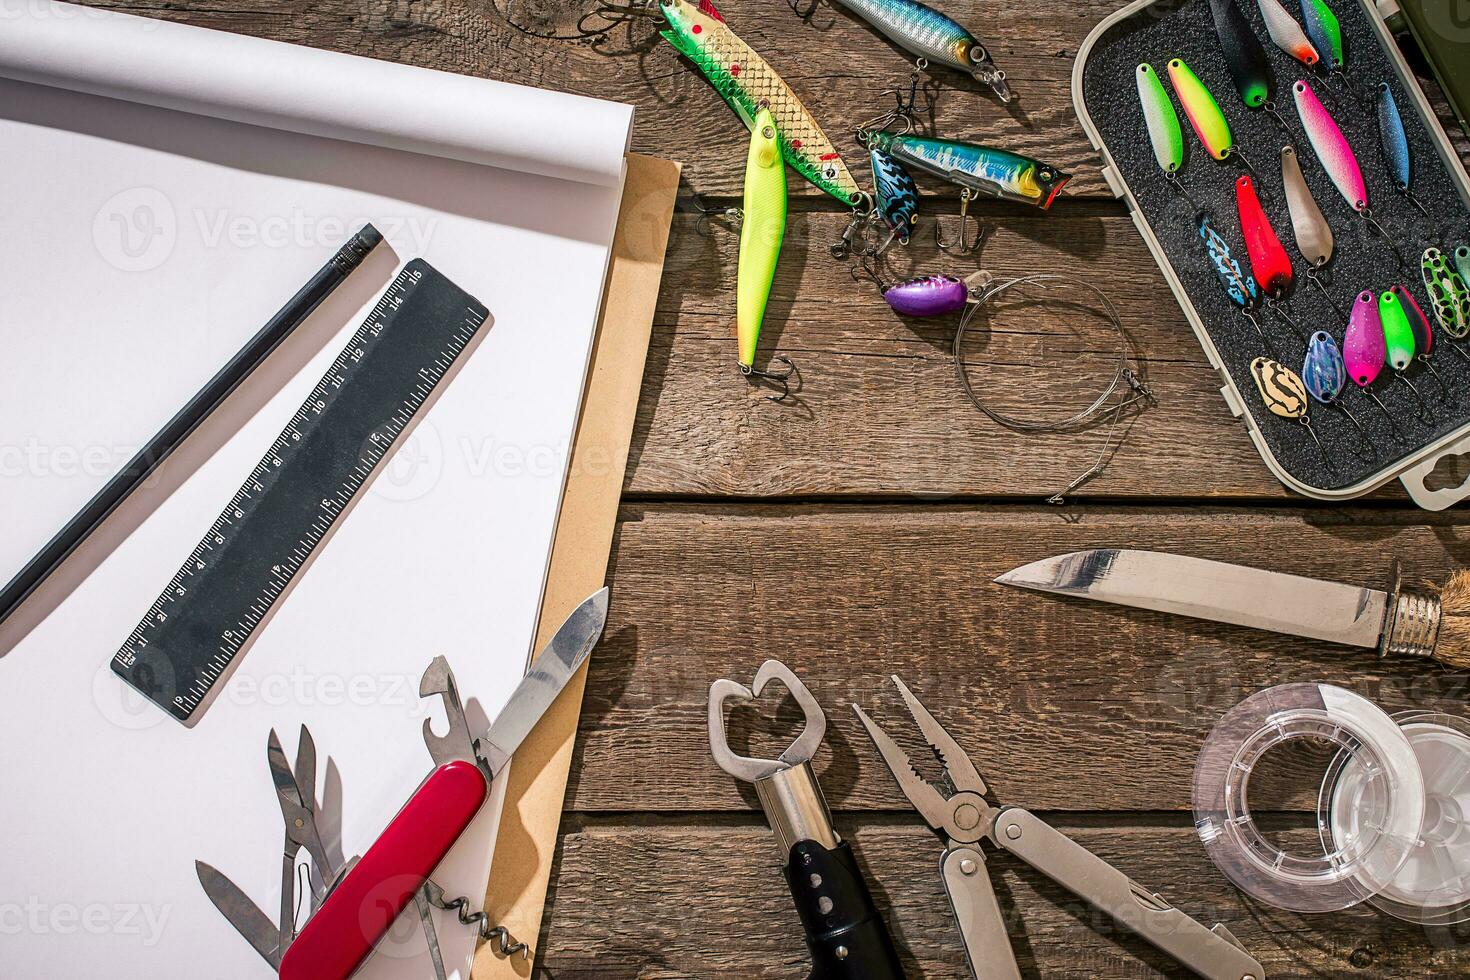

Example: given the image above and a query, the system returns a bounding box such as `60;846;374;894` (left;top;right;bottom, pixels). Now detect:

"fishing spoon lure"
1302;330;1372;448
1168;58;1263;180
1299;0;1361;97
1257;0;1319;67
1199;212;1276;353
736;107;795;401
1457;246;1470;291
1280;145;1347;321
827;0;1011;102
1136;63;1195;207
1422;247;1470;346
1250;355;1331;463
1237;174;1311;339
1345;289;1403;431
659;0;864;209
1378;288;1435;412
1393;283;1449;393
1375;82;1432;220
1294;78;1406;266
1209;0;1293;132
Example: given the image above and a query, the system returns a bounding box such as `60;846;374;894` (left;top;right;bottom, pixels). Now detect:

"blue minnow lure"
1302;331;1346;402
870;147;919;243
865;130;1072;209
827;0;1011;102
1199;213;1261;310
1375;82;1430;218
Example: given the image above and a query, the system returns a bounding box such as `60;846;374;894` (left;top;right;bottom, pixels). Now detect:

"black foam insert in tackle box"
1073;0;1470;509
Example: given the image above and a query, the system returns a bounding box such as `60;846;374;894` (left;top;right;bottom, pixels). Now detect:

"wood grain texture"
571;503;1470;813
536;819;1470;978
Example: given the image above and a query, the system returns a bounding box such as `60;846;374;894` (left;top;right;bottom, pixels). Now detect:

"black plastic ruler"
112;259;489;724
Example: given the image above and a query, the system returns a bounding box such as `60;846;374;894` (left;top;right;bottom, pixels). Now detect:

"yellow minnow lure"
737;108;789;391
659;0;864;207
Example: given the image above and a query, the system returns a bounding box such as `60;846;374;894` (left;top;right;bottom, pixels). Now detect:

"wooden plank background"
78;0;1470;975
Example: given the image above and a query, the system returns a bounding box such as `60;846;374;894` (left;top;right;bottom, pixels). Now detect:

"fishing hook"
742;356;798;403
1355;202;1407;269
689;192;743;238
1163;172;1200;212
1262;100;1293;136
935;188;984;254
1306;267;1349;325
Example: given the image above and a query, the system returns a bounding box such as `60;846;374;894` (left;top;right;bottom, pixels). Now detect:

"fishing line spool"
1193;683;1470;923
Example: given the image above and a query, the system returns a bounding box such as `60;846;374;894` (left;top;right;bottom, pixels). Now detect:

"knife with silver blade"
196;860;283;970
996;550;1470;669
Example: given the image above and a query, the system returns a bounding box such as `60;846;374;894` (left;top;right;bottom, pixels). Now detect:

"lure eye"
761;126;775;139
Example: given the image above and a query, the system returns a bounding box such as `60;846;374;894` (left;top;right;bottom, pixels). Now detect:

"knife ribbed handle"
279;760;489;980
784;839;907;980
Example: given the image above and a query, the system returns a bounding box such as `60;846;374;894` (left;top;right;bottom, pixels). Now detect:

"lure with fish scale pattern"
865;130;1071;209
828;0;1010;102
658;0;863;206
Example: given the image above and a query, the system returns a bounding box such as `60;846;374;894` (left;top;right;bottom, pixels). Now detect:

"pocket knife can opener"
709;659;906;979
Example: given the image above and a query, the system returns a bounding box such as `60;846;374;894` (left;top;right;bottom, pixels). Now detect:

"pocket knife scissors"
854;675;1267;980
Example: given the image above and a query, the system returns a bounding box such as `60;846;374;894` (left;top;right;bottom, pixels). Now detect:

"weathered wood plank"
536;819;1470;978
572;503;1470;813
627;210;1312;500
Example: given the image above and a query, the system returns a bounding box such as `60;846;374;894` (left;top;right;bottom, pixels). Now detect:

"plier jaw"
851;675;993;847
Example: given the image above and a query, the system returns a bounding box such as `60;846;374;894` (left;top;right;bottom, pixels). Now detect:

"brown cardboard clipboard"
471;152;681;978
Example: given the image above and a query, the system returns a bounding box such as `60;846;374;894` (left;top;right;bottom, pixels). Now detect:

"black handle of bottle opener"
784;839;906;980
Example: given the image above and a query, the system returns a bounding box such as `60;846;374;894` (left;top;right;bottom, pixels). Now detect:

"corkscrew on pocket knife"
196;588;609;980
854;675;1268;980
709;660;907;979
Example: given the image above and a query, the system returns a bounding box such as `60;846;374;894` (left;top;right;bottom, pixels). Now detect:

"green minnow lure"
828;0;1011;102
865;130;1072;209
737;108;787;375
1168;58;1260;177
658;0;864;206
1136;63;1184;174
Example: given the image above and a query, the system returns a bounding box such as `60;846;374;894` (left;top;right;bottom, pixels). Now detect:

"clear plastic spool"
1324;711;1470;925
1193;683;1425;913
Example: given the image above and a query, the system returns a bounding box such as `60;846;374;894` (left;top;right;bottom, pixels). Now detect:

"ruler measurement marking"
111;261;489;722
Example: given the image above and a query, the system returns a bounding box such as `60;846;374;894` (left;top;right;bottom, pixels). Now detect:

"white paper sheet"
0;5;632;977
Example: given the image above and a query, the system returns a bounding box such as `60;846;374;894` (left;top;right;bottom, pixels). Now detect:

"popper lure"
1168;58;1261;179
1375;82;1431;219
658;0;864;207
1294;79;1404;265
827;0;1011;102
1422;247;1470;344
736;108;794;400
1257;0;1319;66
1136;63;1194;206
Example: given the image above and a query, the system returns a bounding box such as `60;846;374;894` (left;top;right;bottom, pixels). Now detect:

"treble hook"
689;192;742;238
935;188;985;254
741;356;798;403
